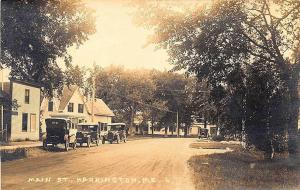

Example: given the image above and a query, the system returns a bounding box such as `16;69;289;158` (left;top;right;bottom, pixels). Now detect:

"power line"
107;91;177;113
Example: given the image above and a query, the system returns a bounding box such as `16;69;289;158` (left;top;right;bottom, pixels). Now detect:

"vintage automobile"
99;122;109;144
76;123;101;147
198;128;209;139
43;118;77;151
106;123;127;144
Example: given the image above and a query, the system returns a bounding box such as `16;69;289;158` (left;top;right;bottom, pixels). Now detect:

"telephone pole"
176;110;179;137
1;69;3;141
91;75;95;122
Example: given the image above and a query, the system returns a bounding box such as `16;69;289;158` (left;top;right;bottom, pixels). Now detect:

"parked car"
198;128;209;139
43;118;77;151
76;123;101;147
99;122;109;144
106;123;127;144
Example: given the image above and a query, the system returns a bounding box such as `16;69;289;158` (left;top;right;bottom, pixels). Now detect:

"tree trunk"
264;139;275;160
287;63;300;160
164;126;168;137
129;108;135;136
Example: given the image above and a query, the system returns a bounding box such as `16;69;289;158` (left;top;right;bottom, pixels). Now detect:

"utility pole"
1;69;3;141
176;110;179;138
91;75;95;122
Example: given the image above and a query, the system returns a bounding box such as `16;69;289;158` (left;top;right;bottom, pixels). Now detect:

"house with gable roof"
40;85;114;133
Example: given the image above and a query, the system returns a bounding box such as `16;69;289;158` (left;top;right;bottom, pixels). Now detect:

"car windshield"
78;125;98;132
46;119;67;129
109;125;125;131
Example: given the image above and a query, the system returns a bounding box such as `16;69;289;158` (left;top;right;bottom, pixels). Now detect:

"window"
30;114;36;132
25;89;30;104
48;101;53;112
78;104;84;113
22;113;28;132
68;103;74;112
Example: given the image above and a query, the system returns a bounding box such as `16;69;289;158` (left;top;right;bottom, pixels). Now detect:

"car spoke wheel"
43;140;47;149
87;138;91;148
73;140;77;149
116;135;120;144
65;141;69;151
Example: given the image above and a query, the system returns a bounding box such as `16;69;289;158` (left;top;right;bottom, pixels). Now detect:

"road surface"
2;138;229;190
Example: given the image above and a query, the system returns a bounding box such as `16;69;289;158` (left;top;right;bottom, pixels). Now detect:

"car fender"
64;135;69;141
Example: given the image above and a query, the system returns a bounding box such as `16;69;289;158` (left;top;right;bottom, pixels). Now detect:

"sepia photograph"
1;0;300;189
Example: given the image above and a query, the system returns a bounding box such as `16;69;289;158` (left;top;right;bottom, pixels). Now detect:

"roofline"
11;79;41;88
107;123;126;126
88;113;115;117
58;85;80;111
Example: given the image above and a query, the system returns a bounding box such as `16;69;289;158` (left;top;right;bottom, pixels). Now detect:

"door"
30;114;36;132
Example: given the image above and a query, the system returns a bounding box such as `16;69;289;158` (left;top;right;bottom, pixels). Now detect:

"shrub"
212;135;225;141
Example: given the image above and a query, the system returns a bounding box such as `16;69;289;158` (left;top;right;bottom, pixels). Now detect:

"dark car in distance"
106;123;127;144
76;123;101;147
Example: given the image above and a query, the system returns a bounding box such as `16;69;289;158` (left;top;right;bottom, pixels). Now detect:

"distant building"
0;80;41;141
85;98;115;123
189;122;217;137
40;85;114;132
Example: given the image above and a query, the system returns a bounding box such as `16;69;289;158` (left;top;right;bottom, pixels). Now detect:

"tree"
64;65;87;89
135;0;300;159
151;70;193;136
93;66;156;135
1;0;95;97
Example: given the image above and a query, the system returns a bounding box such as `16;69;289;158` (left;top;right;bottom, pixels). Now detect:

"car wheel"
65;140;69;151
43;140;47;149
87;138;91;148
73;140;77;149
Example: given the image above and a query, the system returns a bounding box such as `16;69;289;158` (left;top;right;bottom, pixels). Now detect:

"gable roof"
58;85;79;111
86;98;115;117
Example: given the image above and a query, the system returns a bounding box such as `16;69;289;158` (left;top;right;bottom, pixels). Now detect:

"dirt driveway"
2;138;230;190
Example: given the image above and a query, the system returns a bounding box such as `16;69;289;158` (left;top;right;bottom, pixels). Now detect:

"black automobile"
76;123;101;147
198;128;209;139
106;123;127;144
43;118;77;151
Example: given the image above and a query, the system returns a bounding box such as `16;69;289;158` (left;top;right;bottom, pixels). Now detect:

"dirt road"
2;138;229;190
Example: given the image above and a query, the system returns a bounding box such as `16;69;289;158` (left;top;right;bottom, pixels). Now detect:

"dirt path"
2;138;229;190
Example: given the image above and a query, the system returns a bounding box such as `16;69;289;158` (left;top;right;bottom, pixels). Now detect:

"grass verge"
188;142;300;190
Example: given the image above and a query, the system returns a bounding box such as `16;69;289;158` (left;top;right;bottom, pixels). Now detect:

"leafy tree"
135;0;300;159
64;65;87;89
151;70;193;136
93;66;156;134
1;0;95;97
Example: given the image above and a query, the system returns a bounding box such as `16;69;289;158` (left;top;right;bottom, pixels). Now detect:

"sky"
63;0;172;71
2;0;208;81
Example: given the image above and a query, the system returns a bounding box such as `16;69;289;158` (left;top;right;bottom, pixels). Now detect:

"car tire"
65;140;69;151
117;135;120;144
43;140;47;149
87;138;91;148
73;140;77;149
